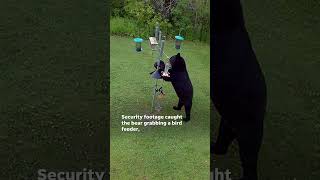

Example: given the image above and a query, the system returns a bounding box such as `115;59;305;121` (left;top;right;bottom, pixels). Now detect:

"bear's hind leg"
237;123;263;180
183;98;192;122
173;98;183;110
212;117;236;155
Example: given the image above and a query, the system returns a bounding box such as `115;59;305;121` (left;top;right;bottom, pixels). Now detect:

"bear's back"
212;0;246;33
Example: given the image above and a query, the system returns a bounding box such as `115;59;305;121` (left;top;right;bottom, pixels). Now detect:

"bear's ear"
177;53;181;58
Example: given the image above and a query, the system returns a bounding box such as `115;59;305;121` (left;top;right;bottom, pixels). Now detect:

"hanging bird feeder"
175;35;184;50
134;37;143;52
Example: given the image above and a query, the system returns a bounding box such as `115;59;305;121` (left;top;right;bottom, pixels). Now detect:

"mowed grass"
1;1;108;179
212;1;320;179
110;36;210;179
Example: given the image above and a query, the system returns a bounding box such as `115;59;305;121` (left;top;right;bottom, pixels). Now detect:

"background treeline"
111;0;210;43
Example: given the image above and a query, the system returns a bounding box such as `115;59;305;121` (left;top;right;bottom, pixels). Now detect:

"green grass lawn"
212;1;320;179
1;1;108;179
110;36;210;179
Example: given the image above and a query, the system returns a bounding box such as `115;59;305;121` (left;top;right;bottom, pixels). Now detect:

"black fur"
162;53;193;122
211;0;267;180
154;60;165;72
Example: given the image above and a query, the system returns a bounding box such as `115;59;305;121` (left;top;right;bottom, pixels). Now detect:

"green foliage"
171;0;194;37
124;0;154;25
110;17;137;37
171;0;210;42
123;0;173;38
111;0;210;42
111;0;126;17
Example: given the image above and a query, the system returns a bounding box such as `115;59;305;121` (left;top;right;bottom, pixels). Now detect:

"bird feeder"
134;37;143;52
149;37;158;50
175;35;184;50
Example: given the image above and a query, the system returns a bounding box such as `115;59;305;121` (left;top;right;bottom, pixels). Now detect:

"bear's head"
169;53;186;72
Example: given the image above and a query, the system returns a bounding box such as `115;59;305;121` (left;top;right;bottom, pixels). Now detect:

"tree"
150;0;178;19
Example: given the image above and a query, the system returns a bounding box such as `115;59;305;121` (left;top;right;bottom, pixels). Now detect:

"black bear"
161;53;193;122
211;0;267;180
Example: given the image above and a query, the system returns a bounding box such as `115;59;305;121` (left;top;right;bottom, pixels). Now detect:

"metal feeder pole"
151;35;165;112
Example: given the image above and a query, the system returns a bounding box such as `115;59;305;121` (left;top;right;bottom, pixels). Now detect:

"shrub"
110;17;137;37
124;0;173;39
110;0;210;43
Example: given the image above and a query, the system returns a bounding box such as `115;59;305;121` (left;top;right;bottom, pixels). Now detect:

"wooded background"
111;0;210;42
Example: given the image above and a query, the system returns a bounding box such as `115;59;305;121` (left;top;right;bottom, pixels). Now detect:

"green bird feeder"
134;38;143;52
175;35;184;50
